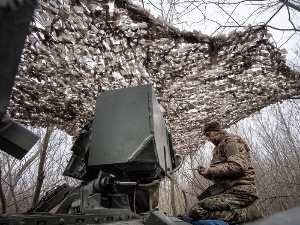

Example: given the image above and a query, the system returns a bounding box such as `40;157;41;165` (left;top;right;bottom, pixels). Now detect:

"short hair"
203;121;222;134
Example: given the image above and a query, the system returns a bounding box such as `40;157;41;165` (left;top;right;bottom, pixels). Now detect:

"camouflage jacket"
207;130;258;197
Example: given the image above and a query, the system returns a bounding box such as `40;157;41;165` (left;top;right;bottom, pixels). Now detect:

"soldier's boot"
246;200;263;222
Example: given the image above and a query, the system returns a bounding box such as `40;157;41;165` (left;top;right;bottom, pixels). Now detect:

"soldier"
188;121;263;224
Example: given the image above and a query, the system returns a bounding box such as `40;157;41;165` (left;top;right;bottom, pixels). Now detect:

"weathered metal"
6;85;184;225
0;0;36;120
0;117;39;159
0;0;39;159
89;84;177;181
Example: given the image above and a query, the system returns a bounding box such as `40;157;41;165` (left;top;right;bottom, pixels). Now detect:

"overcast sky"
132;0;299;62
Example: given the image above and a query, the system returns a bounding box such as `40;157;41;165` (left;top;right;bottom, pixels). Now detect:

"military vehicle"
0;83;189;225
1;1;300;225
0;2;188;223
0;1;188;223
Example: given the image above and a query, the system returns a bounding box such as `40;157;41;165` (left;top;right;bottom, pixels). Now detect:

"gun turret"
2;85;186;225
58;84;182;216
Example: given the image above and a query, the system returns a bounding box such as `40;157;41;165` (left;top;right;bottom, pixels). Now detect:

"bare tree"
32;125;54;205
0;166;6;213
228;100;300;216
132;0;300;48
287;41;300;71
0;126;76;213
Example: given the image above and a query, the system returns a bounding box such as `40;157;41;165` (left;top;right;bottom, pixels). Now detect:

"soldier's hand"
198;166;211;179
197;165;203;173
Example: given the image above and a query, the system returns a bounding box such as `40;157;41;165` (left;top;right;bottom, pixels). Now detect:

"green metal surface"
88;84;173;180
0;118;39;159
89;85;152;165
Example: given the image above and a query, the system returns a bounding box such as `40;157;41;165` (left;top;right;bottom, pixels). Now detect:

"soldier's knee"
188;202;208;220
246;200;263;222
233;200;263;224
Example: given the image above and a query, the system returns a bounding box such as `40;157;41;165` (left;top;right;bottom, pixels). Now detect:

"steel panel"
89;85;152;166
88;84;171;178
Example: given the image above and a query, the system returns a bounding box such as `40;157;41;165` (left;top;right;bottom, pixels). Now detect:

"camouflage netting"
9;0;300;155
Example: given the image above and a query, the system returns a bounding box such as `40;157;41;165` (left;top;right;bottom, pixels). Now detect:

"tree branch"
32;125;54;205
278;0;300;12
5;155;19;213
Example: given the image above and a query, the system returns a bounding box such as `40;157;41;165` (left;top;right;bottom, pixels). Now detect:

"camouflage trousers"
188;189;257;224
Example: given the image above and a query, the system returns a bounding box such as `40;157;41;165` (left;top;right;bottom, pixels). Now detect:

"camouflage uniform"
188;129;261;224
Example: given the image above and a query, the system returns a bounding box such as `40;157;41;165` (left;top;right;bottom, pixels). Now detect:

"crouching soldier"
188;121;263;224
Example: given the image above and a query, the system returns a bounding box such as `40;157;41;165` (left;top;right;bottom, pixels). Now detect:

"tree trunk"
0;166;6;213
170;172;177;216
6;134;46;208
32;125;54;205
6;155;19;213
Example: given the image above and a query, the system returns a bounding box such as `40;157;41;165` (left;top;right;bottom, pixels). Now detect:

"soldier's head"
203;121;222;144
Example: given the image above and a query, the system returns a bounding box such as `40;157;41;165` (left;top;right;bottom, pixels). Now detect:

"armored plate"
0;212;191;225
89;84;174;180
